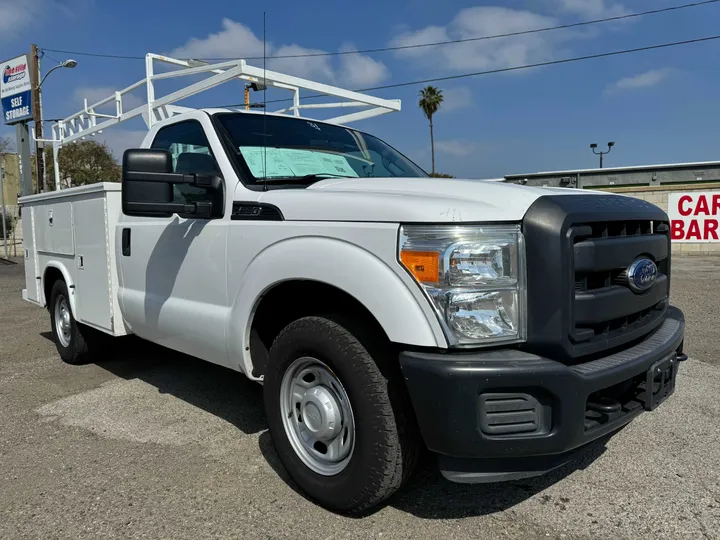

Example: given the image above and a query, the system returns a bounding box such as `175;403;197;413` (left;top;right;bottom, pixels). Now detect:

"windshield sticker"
239;147;295;178
316;153;358;177
239;147;358;178
279;148;325;176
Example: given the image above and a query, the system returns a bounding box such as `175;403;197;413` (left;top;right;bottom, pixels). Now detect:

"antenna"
263;11;268;192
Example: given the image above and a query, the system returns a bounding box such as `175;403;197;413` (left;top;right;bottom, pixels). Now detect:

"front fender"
228;236;447;376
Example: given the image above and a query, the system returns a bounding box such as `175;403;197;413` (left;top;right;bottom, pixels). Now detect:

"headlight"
399;225;526;346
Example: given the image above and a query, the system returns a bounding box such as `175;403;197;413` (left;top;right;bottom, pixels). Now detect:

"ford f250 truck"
20;56;686;513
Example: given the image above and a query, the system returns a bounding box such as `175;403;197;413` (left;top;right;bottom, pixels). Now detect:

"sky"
1;0;719;179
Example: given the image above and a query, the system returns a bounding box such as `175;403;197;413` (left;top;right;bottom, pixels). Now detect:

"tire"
49;279;97;365
264;316;419;514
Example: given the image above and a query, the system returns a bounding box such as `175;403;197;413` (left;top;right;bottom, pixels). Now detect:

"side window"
150;121;223;216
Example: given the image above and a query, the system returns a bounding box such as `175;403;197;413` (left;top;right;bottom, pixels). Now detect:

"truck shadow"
66;335;609;519
257;428;609;519
89;336;267;436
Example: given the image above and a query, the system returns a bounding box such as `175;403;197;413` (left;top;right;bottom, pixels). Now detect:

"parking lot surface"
1;257;719;539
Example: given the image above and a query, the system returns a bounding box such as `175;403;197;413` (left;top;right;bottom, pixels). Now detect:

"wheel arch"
42;261;77;314
227;236;446;379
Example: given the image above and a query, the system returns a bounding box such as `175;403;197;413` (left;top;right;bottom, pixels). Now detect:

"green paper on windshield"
239;147;295;178
314;152;358;177
239;147;358;178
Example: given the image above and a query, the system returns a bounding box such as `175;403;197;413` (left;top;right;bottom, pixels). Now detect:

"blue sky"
2;0;720;178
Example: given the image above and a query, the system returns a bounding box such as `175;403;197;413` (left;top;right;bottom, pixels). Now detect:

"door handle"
122;228;131;256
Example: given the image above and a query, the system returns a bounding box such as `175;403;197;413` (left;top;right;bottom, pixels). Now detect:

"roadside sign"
669;191;720;242
1;55;33;125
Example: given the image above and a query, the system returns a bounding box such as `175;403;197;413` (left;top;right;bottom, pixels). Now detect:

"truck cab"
20;54;686;514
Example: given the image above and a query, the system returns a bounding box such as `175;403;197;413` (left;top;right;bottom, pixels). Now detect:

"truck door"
117;118;229;366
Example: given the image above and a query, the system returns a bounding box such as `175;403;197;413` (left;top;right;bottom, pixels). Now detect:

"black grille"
478;393;552;437
571;220;670;349
522;194;672;362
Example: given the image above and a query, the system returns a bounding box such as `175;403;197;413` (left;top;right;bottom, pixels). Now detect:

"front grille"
570;220;670;350
522;194;672;363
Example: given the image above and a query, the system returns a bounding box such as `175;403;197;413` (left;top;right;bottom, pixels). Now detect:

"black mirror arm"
125;201;212;217
123;170;220;189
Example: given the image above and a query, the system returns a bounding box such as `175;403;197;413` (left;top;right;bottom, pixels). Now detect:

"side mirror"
121;149;222;218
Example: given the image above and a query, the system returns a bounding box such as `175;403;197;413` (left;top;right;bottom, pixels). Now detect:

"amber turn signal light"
400;250;439;283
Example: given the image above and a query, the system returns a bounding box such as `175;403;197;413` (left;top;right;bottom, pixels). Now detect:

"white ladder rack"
36;53;402;191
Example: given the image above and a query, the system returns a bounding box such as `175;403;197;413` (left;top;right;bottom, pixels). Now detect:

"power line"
39;0;720;62
360;34;720;91
40;49;144;60
42;52;63;64
236;0;720;61
214;33;720;108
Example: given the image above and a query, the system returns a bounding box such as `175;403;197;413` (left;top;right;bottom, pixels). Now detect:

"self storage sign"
0;55;33;125
669;191;720;242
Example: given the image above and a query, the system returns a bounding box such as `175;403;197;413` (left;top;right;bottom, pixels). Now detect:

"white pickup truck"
20;107;686;513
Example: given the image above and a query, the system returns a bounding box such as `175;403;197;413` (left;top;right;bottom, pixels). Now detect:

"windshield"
215;113;428;184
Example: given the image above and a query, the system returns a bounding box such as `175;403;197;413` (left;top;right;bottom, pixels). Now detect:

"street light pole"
590;141;615;168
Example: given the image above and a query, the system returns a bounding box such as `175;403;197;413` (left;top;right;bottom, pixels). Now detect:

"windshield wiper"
261;173;350;183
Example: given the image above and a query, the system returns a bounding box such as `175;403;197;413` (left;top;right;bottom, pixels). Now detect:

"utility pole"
30;44;44;193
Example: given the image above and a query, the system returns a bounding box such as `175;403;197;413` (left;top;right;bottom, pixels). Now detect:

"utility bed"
19;183;127;336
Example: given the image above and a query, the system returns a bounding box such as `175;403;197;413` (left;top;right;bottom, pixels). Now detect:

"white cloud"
269;45;335;83
94;130;147;162
439;87;473;112
606;68;674;93
435;139;478;157
171;19;389;87
73;87;145;112
556;0;630;18
390;7;561;73
337;44;390;88
172;19;264;60
0;0;42;40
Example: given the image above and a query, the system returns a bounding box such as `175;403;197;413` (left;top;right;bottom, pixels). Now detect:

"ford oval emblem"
627;258;658;293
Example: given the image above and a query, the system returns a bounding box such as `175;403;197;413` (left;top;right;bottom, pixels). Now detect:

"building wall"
1;153;21;210
595;183;720;256
505;162;720;189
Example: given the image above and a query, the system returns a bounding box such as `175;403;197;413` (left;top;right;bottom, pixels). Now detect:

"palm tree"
418;86;444;176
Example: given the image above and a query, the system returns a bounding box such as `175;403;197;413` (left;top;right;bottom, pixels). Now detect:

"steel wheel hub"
54;295;72;348
300;386;341;440
279;357;355;476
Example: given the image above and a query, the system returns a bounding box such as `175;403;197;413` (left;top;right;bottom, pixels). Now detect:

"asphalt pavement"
1;256;719;539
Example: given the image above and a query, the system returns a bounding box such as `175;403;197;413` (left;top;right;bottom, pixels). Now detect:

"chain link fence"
1;204;21;261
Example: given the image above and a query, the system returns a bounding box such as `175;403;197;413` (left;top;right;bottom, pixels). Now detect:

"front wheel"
49;280;96;365
264;316;419;514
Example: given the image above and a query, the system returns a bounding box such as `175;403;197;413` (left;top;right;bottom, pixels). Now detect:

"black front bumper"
400;306;685;483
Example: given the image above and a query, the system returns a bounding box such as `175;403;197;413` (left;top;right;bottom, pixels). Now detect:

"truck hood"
255;177;599;223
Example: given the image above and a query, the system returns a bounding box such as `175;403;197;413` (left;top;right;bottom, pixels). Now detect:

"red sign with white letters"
668;191;720;242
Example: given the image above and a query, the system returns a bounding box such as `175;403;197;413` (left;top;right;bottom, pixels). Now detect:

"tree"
43;140;120;190
430;172;454;178
418;86;444;176
0;136;12;155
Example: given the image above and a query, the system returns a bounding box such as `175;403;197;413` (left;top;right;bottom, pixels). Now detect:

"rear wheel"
264;316;419;514
49;280;98;365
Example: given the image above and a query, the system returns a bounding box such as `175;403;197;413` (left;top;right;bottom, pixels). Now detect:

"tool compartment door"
21;206;40;303
72;195;113;332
